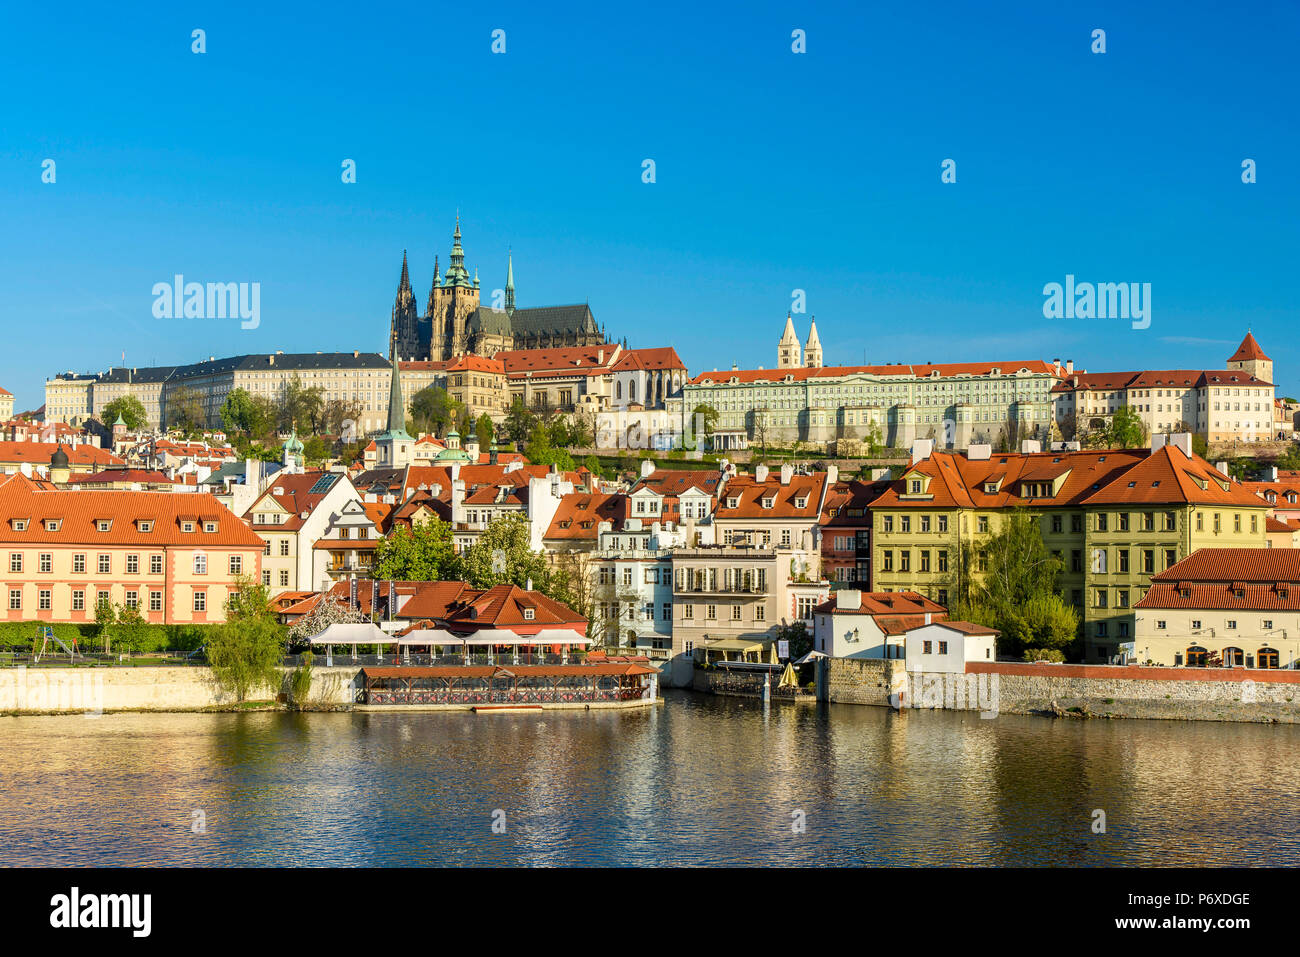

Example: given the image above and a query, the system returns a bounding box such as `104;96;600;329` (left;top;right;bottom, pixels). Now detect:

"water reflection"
1;691;1297;866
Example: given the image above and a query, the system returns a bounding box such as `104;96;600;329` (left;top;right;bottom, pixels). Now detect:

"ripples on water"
2;690;1297;866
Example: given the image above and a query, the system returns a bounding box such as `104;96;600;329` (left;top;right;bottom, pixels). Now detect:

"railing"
0;651;205;668
292;652;592;668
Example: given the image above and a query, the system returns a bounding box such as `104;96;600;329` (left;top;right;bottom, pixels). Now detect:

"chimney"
924;611;932;624
780;463;793;485
755;463;769;483
640;459;655;478
1215;460;1229;476
1066;360;1074;375
967;444;992;461
825;464;838;486
838;589;861;611
451;478;466;524
1020;439;1042;454
597;349;604;364
911;438;934;464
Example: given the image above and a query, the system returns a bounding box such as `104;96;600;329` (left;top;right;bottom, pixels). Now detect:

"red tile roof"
441;584;587;631
0;441;123;468
1229;332;1270;362
613;347;686;372
812;590;946;617
716;472;827;519
545;492;627;540
1149;547;1300;584
692;360;1064;386
0;473;264;547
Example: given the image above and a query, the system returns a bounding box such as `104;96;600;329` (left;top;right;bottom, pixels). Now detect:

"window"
229;555;242;575
1118;513;1130;532
1262;620;1273;630
706;604;717;620
922;640;932;654
662;603;671;620
279;540;290;556
8;589;20;610
731;605;742;621
98;554;111;574
1051;515;1062;533
72;589;85;611
1118;549;1129;573
181;521;194;533
938;641;948;655
150;591;163;612
920;516;931;533
1143;512;1155;531
937;550;948;573
1143;550;1154;574
622;567;633;586
1156;620;1166;630
73;553;86;574
1191;619;1201;630
39;553;52;573
264;541;271;556
900;516;911;533
1226;620;1237;630
755;605;766;622
1164;512;1176;531
937;515;948;532
38;589;51;611
900;551;911;572
9;553;21;573
193;592;206;613
977;516;989;534
920;550;931;572
882;516;894;532
1165;549;1176;569
977;551;988;572
1117;589;1129;608
279;570;290;587
193;554;207;575
262;570;271;586
151;554;163;574
1096;589;1108;608
96;520;112;532
645;568;659;584
683;604;694;620
204;522;217;533
124;590;139;610
523;608;535;621
1097;514;1108;532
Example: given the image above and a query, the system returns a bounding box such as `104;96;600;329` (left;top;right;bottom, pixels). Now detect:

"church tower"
428;216;481;360
778;313;802;369
505;251;516;317
804;317;823;368
1227;331;1273;385
390;250;420;361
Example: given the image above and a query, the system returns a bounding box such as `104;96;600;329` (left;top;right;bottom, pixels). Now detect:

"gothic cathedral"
389;218;612;362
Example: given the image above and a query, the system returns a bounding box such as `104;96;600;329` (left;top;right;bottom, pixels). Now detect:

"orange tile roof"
691;359;1064;386
244;471;349;529
716;472;827;519
442;584;586;630
0;473;263;547
545;492;627;540
812;590;946;617
628;468;721;499
1149;547;1300;584
1229;332;1270;362
395;581;476;620
613;347;686;372
0;441;123;467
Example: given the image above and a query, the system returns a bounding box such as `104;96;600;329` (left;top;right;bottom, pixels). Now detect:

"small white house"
904;621;998;674
811;589;947;660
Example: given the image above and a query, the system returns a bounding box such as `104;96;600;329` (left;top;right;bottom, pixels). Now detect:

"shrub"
1024;648;1066;663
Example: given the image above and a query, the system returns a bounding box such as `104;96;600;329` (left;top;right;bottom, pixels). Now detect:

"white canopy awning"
397;629;463;646
309;622;396;645
461;628;524;646
530;628;591;645
793;650;827;666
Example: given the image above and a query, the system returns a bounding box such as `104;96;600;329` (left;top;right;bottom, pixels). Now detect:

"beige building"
399;354;509;424
47;352;397;434
1133;548;1300;668
1050;333;1276;444
0;473;263;625
243;469;362;593
670;543;829;662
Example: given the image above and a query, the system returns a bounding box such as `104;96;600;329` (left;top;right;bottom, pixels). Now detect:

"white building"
811;589;947;659
903;621;999;674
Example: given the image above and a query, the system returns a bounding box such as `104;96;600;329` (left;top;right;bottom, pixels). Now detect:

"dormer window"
204;521;217;533
761;496;775;509
726;497;739;508
795;497;808;509
523;608;535;621
44;519;61;532
181;521;195;533
96;520;112;532
11;519;27;531
136;520;153;533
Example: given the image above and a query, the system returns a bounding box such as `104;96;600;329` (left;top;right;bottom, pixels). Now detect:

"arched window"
616;381;622;400
1222;647;1245;668
1185;645;1208;667
629;380;637;402
1257;647;1280;669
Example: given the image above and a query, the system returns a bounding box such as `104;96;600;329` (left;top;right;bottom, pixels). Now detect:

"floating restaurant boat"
356;661;660;711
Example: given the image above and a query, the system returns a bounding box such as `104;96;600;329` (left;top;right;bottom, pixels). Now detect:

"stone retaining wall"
0;665;361;714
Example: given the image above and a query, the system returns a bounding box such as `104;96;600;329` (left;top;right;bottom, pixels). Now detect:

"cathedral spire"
443;216;471;287
505;250;516;316
384;357;410;438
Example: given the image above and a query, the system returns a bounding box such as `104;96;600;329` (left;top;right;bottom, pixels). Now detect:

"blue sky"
2;1;1298;410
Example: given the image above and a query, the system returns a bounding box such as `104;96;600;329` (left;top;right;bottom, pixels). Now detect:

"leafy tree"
524;421;576;470
323;398;365;439
774;621;812;660
220;388;264;435
225;575;278;625
94;597;117;653
460;513;551;592
689;404;719;449
165;385;206;432
946;509;1079;659
286;594;366;647
205;618;285;703
302;435;332;465
113;604;151;654
102;395;148;431
373;517;458;581
475;413;494;452
504;396;537;446
1106;405;1147;449
276;374;326;433
1192;434;1210;460
410;385;461;437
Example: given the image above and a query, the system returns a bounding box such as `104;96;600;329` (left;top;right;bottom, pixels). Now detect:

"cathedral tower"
778;313;802;369
389;250;420;361
1227;331;1273;385
804;317;823;368
428;216;481;360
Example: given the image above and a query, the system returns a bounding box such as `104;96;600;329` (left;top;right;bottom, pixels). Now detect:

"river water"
3;691;1297;866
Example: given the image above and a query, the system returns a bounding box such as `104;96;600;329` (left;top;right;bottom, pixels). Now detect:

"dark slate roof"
94;366;180;384
468;307;513;337
509;304;599;336
60;353;391;386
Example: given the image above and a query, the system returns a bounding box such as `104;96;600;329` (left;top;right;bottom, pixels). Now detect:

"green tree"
205;618;285;703
504;396;537;446
302;435;332;466
165;385;206;433
225;575;278;625
410;385;461;437
460;513;551;592
276;374;326;433
102;395;148;431
475;413;494;451
113;604;151;654
94;597;117;653
524;421;576;470
947;509;1079;659
373;517;458;581
689;404;719;449
774;621;812;660
1106;405;1147;449
323;398;365;438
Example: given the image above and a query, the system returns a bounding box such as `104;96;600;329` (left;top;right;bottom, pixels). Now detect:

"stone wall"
821;658;1300;723
0;665;361;715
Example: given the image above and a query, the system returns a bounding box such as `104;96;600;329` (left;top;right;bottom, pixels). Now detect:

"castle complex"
389;218;611;362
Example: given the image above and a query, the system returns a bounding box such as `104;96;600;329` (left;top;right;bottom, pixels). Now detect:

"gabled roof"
0;473;263;547
244;471;352;529
716;472;827;519
613;347;686;372
628;468;721;499
0;441;123;467
442;583;586;630
545;492;627;540
1149;547;1300;584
